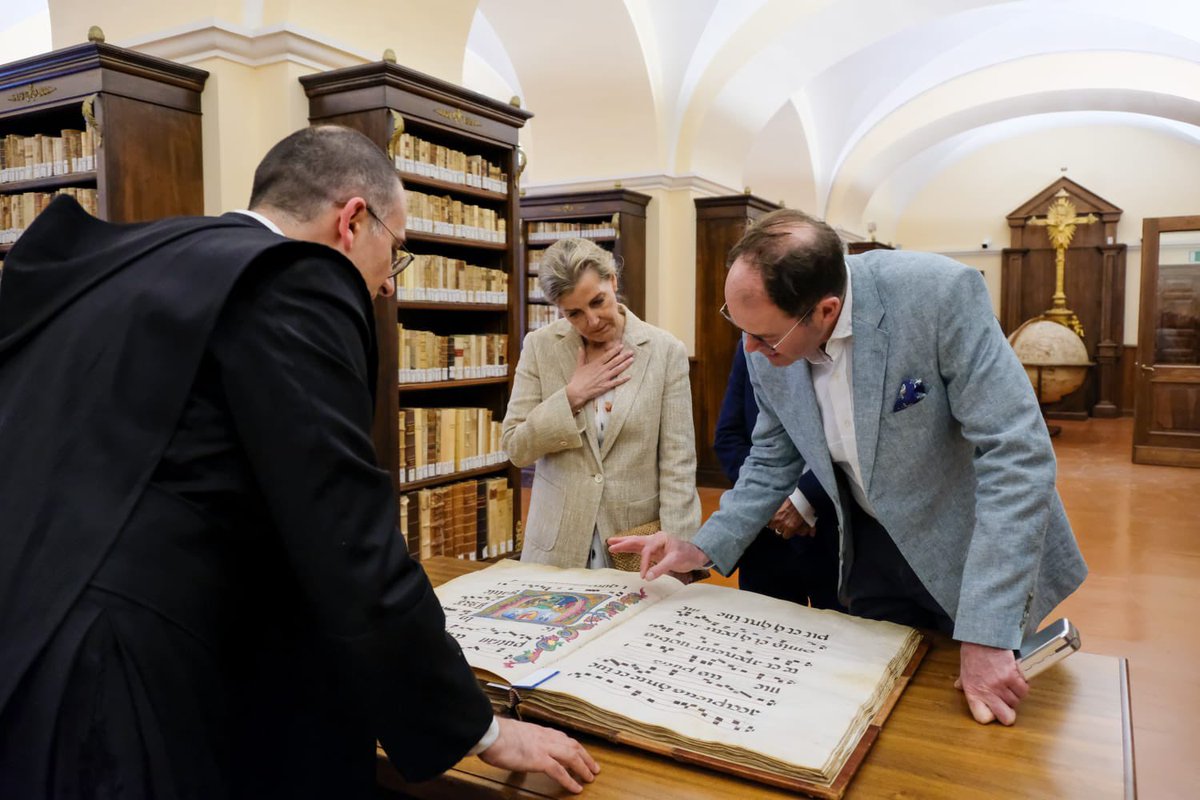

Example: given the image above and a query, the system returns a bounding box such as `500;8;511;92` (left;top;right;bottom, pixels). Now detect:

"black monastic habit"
0;197;492;799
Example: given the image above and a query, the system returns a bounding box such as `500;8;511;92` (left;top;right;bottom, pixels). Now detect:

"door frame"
1133;214;1200;467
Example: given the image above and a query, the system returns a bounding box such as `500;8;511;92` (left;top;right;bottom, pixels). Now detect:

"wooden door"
1133;215;1200;467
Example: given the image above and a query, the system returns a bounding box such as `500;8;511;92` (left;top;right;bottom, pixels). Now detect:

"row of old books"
527;220;616;242
393;132;508;194
398;326;508;383
399;477;515;561
396;254;508;305
527;304;561;331
405;189;506;244
0;129;97;183
1;188;97;244
398;406;506;483
526;276;546;302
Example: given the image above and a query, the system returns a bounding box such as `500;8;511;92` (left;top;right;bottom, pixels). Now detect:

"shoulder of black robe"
208;255;493;790
0;196;342;714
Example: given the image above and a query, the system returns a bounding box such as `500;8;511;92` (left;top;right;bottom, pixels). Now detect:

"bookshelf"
520;189;651;323
0;37;208;268
847;241;894;255
692;194;780;488
301;59;532;562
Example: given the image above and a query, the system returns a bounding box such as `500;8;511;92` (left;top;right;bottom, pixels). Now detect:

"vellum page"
435;559;685;684
526;583;919;782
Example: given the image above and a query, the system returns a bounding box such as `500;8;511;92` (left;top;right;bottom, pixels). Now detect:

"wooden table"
378;557;1135;799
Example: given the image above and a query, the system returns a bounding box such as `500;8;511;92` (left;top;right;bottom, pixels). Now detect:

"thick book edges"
435;560;925;797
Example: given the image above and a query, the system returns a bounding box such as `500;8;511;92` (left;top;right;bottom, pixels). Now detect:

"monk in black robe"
0;126;597;799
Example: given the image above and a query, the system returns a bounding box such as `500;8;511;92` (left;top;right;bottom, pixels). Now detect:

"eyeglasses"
719;302;814;353
365;205;415;279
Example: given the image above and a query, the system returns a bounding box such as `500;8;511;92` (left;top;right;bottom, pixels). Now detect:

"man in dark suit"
713;345;843;610
0;126;597;799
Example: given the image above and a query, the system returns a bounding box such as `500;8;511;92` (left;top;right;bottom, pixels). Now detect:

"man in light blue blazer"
611;209;1087;727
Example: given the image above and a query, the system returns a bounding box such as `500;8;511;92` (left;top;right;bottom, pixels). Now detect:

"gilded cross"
1027;189;1098;338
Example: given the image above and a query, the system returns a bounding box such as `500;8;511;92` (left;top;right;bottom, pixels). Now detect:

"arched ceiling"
9;0;1200;240
463;0;1200;235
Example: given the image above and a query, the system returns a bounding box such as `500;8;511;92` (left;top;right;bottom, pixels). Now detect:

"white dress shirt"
788;276;877;522
231;209;284;235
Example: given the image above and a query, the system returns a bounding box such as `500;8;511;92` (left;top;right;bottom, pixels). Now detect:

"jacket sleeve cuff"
467;716;500;756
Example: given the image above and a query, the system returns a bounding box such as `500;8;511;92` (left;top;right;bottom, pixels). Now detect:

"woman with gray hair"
502;237;701;569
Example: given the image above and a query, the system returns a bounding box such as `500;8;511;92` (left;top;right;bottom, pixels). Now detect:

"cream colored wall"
50;0;245;46
195;59;315;214
642;188;701;352
894;126;1200;345
49;1;484;217
257;0;478;82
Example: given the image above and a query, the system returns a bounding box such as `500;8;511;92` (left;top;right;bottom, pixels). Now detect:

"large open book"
436;560;925;797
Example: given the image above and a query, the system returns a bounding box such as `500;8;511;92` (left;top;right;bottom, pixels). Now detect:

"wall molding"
524;172;737;198
121;20;371;72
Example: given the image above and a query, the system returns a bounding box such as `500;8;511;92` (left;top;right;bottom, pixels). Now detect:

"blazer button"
559;440;568;447
594;474;603;484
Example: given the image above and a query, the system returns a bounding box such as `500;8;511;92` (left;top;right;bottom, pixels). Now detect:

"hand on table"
955;641;1029;725
479;717;600;793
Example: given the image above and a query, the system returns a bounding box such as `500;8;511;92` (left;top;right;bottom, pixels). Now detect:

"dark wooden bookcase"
692;194;780;487
0;39;208;262
847;241;894;255
520;189;651;323
301;60;531;559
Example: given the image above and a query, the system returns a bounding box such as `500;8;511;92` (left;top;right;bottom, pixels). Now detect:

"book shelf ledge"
397;462;511;492
398;375;509;392
398;171;507;203
405;230;507;251
527;234;617;246
0;170;98;195
396;300;508;312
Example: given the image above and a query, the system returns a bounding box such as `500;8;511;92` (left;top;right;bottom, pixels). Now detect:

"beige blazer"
502;307;701;568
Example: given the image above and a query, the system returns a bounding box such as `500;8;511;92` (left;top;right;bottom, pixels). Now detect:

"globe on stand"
1008;318;1093;436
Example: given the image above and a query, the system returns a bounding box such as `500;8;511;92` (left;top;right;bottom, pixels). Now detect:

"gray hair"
538;237;620;304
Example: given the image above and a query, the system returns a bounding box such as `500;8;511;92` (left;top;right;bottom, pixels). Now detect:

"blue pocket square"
893;378;927;412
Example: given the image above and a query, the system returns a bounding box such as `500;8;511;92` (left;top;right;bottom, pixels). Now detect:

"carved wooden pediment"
1007;177;1122;250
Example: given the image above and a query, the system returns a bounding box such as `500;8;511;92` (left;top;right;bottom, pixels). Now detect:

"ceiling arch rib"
465;8;524;104
813;2;1200;192
675;0;999;179
830;87;1200;229
473;0;659;184
825;51;1200;226
743;99;817;212
863;111;1200;237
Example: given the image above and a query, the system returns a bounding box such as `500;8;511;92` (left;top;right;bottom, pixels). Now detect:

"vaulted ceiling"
7;0;1200;240
461;0;1200;237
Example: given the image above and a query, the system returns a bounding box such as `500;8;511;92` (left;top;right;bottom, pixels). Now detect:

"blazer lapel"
789;360;842;507
552;323;602;465
598;308;651;460
850;265;889;494
752;348;844;513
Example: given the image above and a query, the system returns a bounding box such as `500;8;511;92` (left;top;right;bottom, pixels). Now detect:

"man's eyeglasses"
719;302;814;353
366;205;415;279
